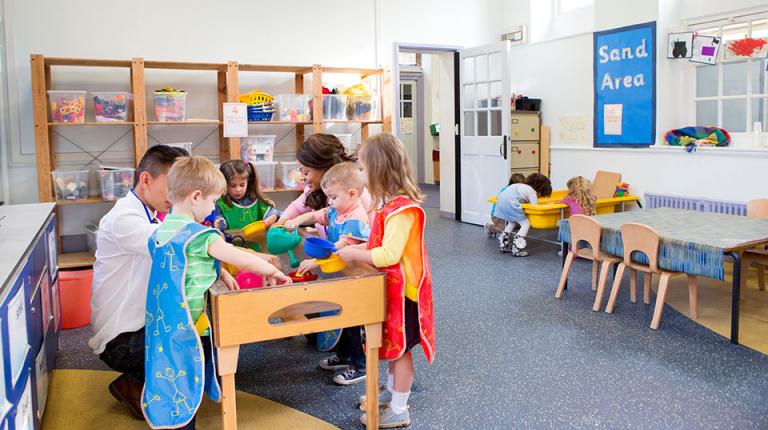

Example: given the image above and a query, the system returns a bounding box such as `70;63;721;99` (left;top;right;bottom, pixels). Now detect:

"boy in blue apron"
142;156;291;429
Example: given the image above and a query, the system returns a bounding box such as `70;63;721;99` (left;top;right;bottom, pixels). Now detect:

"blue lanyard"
131;189;157;224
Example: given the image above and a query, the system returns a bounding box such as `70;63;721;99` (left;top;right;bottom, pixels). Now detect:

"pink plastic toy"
235;270;263;289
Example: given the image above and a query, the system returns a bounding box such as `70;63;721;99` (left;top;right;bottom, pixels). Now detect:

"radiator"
645;193;747;216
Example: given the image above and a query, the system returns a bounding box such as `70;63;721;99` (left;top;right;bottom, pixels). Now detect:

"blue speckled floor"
57;209;768;429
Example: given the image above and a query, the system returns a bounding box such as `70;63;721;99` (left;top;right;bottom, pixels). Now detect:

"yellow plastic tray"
487;190;639;229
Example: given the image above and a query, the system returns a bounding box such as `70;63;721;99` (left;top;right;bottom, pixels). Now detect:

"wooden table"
210;262;386;430
559;208;768;344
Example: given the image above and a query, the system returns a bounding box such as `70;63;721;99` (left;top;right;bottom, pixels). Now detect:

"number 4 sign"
223;103;248;137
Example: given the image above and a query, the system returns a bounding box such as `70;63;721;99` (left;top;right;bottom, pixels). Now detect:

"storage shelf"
49;121;134;127
56;196;116;206
324;120;383;124
59;251;95;269
45;57;132;68
147;120;222;125
248;120;313;125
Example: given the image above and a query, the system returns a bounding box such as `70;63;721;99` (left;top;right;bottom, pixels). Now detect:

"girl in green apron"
214;160;279;231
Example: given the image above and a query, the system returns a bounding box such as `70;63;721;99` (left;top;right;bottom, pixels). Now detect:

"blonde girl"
561;176;596;216
336;133;435;428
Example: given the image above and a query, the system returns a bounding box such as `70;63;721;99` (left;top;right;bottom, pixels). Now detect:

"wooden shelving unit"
30;55;392;266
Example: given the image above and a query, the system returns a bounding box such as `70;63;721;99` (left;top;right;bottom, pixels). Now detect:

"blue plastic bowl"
304;237;336;259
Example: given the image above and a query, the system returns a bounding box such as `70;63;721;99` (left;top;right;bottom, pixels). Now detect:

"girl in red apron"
337;133;435;428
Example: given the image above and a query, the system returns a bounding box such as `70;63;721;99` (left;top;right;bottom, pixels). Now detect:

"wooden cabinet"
0;204;59;430
508;111;549;177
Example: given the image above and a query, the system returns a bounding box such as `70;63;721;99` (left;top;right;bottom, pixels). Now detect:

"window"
693;17;768;134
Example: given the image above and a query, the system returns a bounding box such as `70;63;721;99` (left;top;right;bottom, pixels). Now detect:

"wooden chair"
604;223;698;329
744;199;768;291
555;215;620;311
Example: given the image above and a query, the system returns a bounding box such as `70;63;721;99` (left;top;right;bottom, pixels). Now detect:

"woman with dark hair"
275;133;372;227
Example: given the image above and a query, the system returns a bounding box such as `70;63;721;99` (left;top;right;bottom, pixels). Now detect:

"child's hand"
213;218;227;230
297;259;319;276
264;214;278;228
334;241;348;250
250;251;282;270
220;270;240;291
267;270;292;286
336;246;357;263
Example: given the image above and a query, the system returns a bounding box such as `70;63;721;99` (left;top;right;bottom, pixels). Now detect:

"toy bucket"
316;254;346;273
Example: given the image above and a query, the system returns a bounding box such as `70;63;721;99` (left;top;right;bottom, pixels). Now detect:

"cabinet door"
45;217;57;284
34;349;48;425
26;288;43;359
5;280;29;394
12;375;33;430
508;142;540;169
510;114;540;141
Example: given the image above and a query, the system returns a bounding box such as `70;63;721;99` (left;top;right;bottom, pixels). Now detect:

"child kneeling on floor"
142;156;290;430
494;172;552;256
285;161;371;386
337;133;435;428
485;172;526;238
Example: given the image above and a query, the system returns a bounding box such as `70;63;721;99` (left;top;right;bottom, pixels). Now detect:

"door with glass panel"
459;42;511;225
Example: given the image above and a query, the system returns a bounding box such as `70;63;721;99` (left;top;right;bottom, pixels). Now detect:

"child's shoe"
333;366;367;385
499;232;511;253
513;234;527;250
319;354;352;371
360;405;411;428
358;385;393;411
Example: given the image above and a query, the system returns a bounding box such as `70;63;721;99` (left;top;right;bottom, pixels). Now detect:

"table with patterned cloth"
558;208;768;344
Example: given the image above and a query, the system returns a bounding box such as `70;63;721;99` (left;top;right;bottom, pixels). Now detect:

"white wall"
4;0;503;234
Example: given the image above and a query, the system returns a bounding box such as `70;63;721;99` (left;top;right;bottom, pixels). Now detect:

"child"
485;173;526;238
561;175;596;216
214;160;279;231
142;156;290;429
337;133;434;428
285;162;371;385
494;172;552;256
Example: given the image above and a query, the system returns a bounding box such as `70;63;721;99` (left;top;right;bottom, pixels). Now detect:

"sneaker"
510;243;529;257
360;405;411;428
358;385;393;411
319;355;352;371
499;232;511;253
513;234;527;250
333;367;367;385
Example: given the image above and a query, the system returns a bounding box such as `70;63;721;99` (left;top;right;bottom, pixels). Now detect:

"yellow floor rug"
42;369;338;429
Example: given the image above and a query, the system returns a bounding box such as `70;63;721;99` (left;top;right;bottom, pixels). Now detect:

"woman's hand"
220;270;240;291
284;219;299;231
297;259;319;276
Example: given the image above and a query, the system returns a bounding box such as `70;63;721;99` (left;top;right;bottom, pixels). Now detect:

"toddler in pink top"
561;176;596;216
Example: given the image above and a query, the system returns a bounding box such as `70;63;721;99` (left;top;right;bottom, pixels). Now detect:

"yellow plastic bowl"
242;221;265;240
316;254;346;273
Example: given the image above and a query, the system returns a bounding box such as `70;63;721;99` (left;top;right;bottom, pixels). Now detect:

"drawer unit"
509;167;540;178
508;142;540;169
510;113;540;141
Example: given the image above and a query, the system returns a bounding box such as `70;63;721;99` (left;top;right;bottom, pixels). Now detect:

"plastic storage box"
98;167;135;201
241;135;276;162
335;133;357;155
154;91;187;122
92;92;130;122
48;90;86;123
347;95;379;121
59;269;93;329
322;94;348;120
276;94;312;122
251;161;277;190
162;142;193;154
51;170;89;201
278;161;303;189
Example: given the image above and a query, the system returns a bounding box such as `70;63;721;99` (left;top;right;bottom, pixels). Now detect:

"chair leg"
629;269;638;304
605;263;627;314
592;260;613;312
591;260;599;291
650;273;672;330
758;263;766;291
687;275;698;319
643;272;652;305
555;252;575;299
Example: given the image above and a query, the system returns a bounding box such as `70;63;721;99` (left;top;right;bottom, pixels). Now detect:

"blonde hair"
566;176;596;216
321;162;365;194
167;156;227;203
357;133;424;208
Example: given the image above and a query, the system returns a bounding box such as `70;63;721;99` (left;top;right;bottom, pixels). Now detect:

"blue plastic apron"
141;222;222;429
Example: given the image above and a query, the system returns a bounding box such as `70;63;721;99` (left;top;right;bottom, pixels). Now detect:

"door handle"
500;135;508;160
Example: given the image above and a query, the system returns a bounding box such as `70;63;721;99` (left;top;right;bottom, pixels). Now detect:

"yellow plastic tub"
487;190;639;229
316;254;346;273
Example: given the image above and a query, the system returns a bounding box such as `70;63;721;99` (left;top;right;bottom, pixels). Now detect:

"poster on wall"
667;32;694;58
594;21;656;147
724;37;768;59
690;35;721;65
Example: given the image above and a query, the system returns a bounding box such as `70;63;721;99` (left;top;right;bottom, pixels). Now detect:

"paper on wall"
558;115;588;144
604;104;623;136
223;103;248;137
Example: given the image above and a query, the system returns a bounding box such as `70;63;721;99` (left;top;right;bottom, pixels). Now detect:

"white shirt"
89;191;159;354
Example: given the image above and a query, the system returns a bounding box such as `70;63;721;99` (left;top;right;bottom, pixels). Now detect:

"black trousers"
99;327;145;385
335;326;366;370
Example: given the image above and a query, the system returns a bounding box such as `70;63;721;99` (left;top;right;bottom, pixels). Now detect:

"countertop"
0;203;55;292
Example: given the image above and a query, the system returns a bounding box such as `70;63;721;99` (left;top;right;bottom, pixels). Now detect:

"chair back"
620;222;660;272
747;199;768;219
569;215;601;260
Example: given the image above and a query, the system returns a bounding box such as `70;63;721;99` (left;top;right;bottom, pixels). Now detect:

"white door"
459;42;511;225
398;80;420;179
